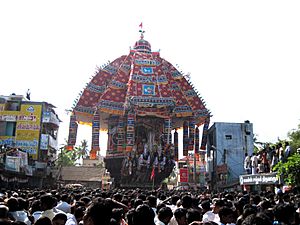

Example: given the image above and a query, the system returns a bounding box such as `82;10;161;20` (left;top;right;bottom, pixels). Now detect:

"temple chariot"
67;27;211;187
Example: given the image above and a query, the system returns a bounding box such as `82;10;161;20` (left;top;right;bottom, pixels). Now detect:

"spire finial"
139;22;145;39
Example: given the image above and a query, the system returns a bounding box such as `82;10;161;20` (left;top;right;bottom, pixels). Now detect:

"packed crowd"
244;142;293;174
0;185;299;225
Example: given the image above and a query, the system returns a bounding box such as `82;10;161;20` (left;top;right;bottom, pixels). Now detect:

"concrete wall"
60;166;105;182
208;121;254;184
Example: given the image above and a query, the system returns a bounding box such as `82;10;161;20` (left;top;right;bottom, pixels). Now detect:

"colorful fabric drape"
107;124;113;155
174;129;178;161
117;117;125;152
126;111;135;152
67;113;78;150
195;126;200;160
188;119;195;151
200;117;210;150
164;117;172;145
183;121;189;156
107;116;118;154
91;110;100;152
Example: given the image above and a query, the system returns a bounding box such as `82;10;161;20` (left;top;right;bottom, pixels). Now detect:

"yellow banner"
15;104;42;160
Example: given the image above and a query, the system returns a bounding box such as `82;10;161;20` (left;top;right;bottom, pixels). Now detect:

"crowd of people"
0;185;299;225
243;142;292;175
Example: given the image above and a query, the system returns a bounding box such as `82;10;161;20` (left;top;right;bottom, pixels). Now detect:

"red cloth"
150;167;155;180
179;168;188;183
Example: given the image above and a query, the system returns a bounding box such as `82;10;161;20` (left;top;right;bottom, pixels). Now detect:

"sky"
1;0;300;155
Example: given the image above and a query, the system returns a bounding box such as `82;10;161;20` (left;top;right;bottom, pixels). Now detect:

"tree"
273;153;300;186
75;140;89;160
288;124;300;153
56;145;77;167
56;140;89;167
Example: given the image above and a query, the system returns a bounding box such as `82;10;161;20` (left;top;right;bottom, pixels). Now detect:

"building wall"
0;95;60;161
0;102;43;160
207;121;254;185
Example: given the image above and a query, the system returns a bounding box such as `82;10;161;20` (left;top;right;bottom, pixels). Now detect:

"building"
0;94;60;187
206;121;254;190
59;158;110;189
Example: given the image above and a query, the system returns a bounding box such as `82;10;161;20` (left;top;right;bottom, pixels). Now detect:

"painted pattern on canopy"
72;36;210;128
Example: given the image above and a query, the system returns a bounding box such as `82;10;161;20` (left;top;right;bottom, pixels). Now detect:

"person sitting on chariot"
138;154;145;171
153;156;159;168
160;155;167;172
146;153;151;169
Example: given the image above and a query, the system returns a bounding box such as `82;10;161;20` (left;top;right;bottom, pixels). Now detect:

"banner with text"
179;168;189;183
15;104;42;159
239;173;278;185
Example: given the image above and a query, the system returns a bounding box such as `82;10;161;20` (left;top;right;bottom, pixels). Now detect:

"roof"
60;166;106;182
72;36;210;128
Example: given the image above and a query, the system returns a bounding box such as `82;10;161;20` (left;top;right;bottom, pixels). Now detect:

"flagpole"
150;166;155;190
152;172;155;190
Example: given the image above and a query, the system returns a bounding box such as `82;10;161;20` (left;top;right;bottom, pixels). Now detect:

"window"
5;101;20;111
0;122;6;136
5;122;16;136
225;135;232;140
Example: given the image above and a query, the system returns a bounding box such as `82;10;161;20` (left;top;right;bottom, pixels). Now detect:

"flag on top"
139;22;145;39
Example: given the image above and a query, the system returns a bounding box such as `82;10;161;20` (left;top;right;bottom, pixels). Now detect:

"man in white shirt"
56;194;71;214
243;153;251;174
251;153;258;174
39;194;56;221
284;141;291;160
201;200;214;223
206;199;225;224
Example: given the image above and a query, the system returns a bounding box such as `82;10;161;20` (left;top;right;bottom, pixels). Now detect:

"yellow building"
0;94;60;162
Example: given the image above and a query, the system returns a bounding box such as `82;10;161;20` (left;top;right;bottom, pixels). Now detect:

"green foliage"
56;145;77;167
273;153;300;185
56;140;89;167
75;140;89;159
288;124;300;153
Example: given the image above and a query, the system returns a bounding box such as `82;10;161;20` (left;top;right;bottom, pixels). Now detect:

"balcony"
42;111;60;127
40;134;58;150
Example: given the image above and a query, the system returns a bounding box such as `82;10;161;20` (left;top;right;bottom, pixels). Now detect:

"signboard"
25;165;33;176
179;168;189;183
17;151;28;168
42;112;51;123
40;134;49;150
0;115;17;121
15;104;42;159
0;136;15;146
5;156;21;172
239;173;278;185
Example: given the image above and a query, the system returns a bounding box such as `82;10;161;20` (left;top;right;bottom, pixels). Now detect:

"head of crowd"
0;185;299;225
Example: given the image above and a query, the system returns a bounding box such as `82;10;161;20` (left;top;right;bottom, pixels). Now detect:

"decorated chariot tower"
67;27;211;187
